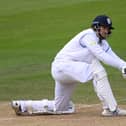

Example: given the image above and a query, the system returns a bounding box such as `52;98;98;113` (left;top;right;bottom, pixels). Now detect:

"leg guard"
25;99;53;115
54;101;75;114
11;100;75;115
92;59;117;111
11;99;55;115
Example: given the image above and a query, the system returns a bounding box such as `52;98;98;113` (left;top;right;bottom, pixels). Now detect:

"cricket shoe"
102;108;126;117
11;100;30;116
11;101;22;115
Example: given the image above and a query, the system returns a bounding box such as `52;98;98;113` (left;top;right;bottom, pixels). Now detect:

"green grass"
0;0;126;104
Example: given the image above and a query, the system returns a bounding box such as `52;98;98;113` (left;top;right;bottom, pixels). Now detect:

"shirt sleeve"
107;48;126;66
80;34;124;70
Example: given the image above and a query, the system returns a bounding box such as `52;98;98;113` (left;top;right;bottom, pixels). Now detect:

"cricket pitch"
0;102;126;126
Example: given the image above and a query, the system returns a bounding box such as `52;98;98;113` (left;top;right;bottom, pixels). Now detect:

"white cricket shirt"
54;28;125;70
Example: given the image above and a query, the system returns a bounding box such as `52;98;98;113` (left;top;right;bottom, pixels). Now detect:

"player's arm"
103;43;126;79
105;42;126;64
80;34;125;70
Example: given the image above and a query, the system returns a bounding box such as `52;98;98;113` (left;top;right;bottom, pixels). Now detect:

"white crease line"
77;104;101;108
0;117;16;121
0;118;92;121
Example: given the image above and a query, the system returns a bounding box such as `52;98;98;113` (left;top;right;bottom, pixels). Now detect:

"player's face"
99;26;111;39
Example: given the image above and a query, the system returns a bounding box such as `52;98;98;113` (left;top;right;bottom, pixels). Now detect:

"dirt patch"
0;102;126;126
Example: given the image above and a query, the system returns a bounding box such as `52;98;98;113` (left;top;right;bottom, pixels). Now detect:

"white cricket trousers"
20;59;117;113
51;59;117;112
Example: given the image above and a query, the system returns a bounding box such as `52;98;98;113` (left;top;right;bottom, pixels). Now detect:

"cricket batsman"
11;15;126;116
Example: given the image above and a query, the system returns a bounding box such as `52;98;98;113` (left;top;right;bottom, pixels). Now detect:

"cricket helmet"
91;15;114;30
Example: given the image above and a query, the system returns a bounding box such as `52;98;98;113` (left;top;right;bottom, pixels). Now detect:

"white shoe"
11;100;31;116
102;108;126;117
11;101;22;115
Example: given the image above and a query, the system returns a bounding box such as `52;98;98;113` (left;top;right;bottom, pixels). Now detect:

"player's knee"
54;101;75;114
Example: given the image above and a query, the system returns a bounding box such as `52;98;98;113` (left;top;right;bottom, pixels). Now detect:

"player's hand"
122;66;126;79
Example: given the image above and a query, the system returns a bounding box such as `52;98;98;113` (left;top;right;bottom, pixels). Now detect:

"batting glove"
122;66;126;79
